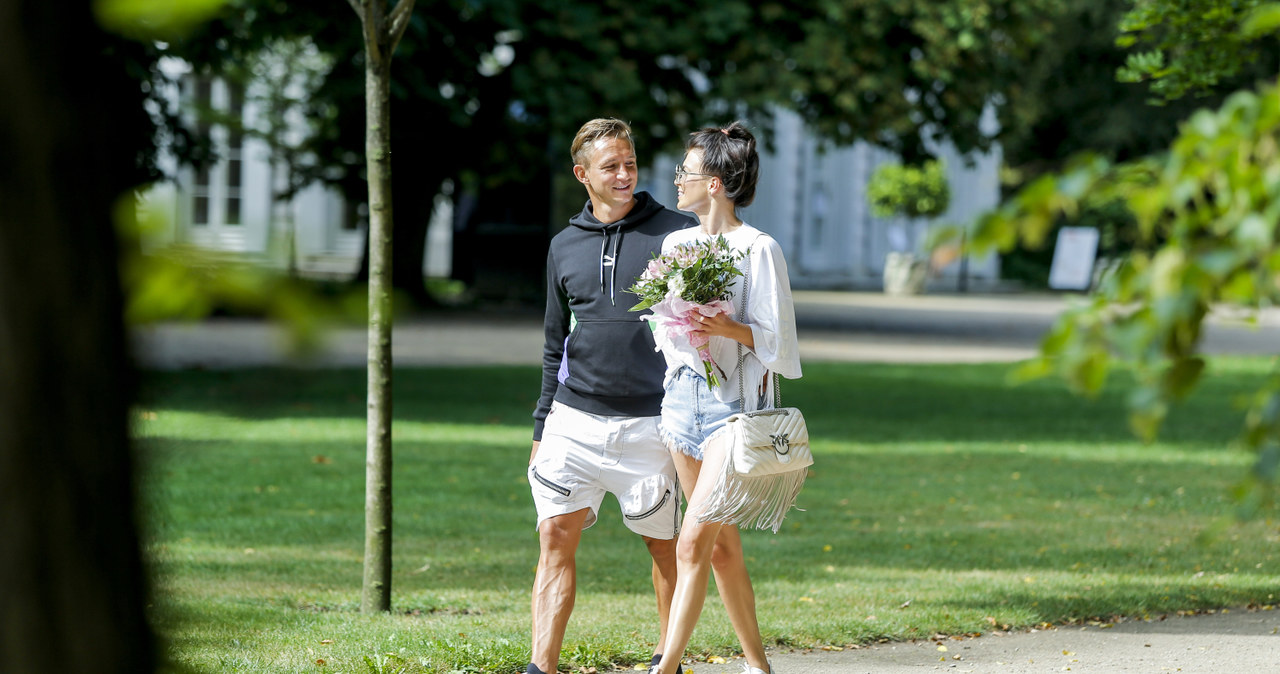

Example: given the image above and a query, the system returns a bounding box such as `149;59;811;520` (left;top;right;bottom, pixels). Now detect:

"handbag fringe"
697;461;807;534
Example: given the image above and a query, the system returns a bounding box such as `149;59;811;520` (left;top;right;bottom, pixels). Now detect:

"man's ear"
572;164;589;184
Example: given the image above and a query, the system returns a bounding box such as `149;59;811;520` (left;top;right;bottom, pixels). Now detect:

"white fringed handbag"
698;239;811;533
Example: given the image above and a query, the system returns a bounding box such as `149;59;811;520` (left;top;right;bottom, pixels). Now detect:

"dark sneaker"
649;654;682;674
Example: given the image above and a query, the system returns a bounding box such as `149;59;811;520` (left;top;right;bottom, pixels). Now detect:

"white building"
649;109;1003;291
140;57;377;278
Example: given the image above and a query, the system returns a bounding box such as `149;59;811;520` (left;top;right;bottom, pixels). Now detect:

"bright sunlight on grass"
137;358;1280;673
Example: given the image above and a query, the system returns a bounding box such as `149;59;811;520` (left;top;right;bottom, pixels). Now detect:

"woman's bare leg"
708;525;768;669
654;435;769;673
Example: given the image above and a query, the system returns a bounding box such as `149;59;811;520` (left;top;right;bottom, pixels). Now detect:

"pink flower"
644;258;669;280
648;296;733;388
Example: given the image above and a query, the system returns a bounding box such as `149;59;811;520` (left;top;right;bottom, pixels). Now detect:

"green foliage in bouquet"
627;235;744;311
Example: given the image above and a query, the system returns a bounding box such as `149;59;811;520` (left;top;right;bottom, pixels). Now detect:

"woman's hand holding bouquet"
627;236;743;388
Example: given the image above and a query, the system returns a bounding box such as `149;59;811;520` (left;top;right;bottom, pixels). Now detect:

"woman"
649;122;802;674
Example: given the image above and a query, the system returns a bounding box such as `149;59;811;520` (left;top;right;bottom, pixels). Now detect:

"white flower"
668;275;686;299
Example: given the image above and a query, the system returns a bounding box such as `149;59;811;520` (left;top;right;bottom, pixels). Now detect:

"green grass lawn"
137;358;1280;674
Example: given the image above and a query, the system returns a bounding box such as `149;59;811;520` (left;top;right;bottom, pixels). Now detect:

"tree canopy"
1116;0;1280;101
154;0;1069;300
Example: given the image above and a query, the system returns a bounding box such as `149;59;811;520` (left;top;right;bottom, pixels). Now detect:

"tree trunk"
353;0;415;614
362;51;395;613
0;2;155;672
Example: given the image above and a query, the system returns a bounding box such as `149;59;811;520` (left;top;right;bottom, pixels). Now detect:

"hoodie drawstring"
599;226;624;305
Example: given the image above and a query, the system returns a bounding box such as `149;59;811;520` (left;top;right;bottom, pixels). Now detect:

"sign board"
1048;227;1100;291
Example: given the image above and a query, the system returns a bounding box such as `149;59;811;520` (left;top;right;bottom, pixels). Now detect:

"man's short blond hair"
570;118;634;169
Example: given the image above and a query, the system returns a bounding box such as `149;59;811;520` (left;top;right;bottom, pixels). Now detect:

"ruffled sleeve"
742;235;802;379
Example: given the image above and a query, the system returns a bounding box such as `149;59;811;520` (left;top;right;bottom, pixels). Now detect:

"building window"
187;76;246;230
193;164;210;226
191;77;213;226
225;83;244;226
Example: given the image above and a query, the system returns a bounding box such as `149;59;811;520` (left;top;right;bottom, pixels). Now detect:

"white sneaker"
741;664;773;674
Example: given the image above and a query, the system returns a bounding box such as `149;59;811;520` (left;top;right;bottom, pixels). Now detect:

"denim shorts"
660;366;741;462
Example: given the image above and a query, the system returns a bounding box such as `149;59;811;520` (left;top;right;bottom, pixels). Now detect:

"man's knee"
539;510;588;556
642;534;678;564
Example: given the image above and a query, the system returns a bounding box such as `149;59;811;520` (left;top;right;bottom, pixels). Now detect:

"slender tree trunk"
362;51;395;613
0;2;154;671
350;0;415;614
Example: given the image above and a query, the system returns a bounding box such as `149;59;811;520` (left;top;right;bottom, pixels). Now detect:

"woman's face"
674;148;714;214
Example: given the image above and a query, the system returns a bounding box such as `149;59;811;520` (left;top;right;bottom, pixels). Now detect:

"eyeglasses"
674;164;715;182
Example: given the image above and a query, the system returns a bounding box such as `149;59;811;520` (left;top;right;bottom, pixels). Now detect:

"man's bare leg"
530;508;590;673
643;534;678;661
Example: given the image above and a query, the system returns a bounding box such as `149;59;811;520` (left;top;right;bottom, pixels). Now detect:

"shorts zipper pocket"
624;489;671;520
531;466;571;496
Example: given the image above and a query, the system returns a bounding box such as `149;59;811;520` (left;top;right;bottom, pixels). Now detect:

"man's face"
575;136;637;213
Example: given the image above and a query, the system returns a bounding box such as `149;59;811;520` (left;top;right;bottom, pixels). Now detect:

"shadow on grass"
139;366;541;428
791;362;1265;446
140;361;1270;447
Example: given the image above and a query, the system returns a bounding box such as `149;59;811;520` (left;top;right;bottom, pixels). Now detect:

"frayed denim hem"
660;425;704;462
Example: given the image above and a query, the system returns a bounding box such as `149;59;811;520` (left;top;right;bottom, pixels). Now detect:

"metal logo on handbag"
727;407;812;475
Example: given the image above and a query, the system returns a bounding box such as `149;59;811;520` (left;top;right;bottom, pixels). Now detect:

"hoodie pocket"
563;319;664;397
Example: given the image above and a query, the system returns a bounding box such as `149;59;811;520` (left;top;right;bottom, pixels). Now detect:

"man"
528;118;693;674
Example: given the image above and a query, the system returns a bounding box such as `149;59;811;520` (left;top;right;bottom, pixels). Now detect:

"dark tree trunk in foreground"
347;0;416;614
0;2;155;672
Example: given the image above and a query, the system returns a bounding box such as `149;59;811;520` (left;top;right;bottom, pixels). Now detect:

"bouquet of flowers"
628;235;744;388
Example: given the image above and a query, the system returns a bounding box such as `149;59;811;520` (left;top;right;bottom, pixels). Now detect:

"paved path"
131;290;1280;672
133;291;1280;369
685;608;1280;674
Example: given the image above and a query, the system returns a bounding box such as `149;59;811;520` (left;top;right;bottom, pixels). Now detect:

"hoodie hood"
569;192;667;305
567;191;665;232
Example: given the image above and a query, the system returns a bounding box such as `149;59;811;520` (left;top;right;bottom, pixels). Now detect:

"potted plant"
867;159;950;295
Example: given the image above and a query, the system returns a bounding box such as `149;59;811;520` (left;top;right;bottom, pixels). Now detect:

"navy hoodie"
533;191;694;441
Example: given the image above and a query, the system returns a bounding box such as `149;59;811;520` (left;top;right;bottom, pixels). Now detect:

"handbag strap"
736;232;782;412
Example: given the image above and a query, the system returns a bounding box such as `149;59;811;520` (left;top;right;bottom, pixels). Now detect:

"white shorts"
529;402;680;539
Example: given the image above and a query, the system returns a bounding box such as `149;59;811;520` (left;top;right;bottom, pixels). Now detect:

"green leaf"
1008;357;1054;384
924;224;964;252
1221;269;1259;303
1038;315;1077;357
1234;214;1274;253
94;0;230;40
1127;386;1167;443
1150;247;1187;298
1163;357;1206;400
1242;4;1280;38
1069;350;1111;395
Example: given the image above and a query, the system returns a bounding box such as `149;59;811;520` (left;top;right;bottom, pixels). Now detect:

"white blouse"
651;223;802;409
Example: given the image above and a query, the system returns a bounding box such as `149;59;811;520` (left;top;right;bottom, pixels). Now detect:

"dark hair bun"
687;121;760;209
